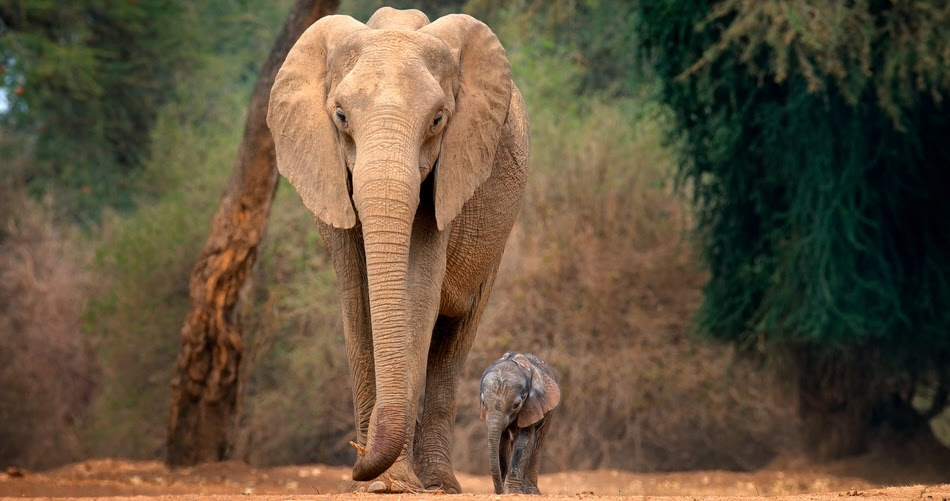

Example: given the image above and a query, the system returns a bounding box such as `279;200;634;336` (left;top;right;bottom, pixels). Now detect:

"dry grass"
233;179;355;466
0;134;96;469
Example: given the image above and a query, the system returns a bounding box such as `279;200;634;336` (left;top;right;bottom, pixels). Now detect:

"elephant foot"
523;485;542;495
346;457;427;493
503;478;525;495
417;462;462;493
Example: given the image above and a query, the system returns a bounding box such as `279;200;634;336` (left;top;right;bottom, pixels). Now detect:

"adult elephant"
267;6;529;494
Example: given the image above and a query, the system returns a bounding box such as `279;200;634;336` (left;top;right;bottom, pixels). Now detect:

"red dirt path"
1;455;949;501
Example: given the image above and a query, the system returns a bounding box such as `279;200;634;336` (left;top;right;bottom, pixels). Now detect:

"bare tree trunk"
794;345;876;461
166;0;340;467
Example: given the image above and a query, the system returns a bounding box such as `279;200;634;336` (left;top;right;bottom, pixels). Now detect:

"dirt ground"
1;454;949;501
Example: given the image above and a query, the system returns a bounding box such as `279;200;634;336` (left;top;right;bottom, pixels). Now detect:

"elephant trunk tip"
351;405;406;481
352;445;401;481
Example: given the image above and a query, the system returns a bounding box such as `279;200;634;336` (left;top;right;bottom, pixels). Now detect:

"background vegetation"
0;0;946;474
635;0;950;460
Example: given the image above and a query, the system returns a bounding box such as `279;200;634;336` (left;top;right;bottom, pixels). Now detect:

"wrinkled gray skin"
480;352;560;495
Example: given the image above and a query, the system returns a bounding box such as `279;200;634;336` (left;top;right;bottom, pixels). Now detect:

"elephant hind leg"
503;428;533;494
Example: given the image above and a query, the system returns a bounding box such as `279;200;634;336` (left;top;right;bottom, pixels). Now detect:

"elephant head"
267;8;514;482
479;352;560;492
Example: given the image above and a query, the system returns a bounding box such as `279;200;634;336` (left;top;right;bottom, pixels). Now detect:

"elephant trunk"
487;414;507;494
350;148;421;482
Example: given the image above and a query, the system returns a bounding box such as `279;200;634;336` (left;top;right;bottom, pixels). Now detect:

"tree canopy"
0;1;286;220
1;1;200;216
636;0;950;456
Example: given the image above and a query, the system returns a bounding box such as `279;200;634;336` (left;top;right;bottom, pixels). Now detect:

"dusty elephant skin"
480;352;561;495
266;5;530;494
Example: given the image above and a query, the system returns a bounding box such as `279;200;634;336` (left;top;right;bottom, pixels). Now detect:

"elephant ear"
267;15;366;229
515;355;560;428
420;15;513;231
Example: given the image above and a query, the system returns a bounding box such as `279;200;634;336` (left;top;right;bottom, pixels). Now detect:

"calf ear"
517;364;560;428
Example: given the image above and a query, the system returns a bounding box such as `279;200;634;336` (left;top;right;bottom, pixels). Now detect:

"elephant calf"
479;352;560;495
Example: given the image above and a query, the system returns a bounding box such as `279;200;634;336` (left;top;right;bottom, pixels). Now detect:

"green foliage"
0;0;288;220
82;84;248;458
1;1;197;217
80;0;292;458
557;0;643;96
343;0;646;96
463;0;645;97
635;0;950;373
684;0;950;129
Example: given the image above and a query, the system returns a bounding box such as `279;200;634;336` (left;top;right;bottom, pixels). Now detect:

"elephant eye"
335;107;347;125
431;111;444;128
512;397;522;410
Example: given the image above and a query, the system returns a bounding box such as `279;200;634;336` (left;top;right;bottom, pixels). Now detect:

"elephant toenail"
368;481;388;493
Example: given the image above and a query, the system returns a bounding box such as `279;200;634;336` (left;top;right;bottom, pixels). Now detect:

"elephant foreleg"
415;267;500;493
371;194;450;491
499;426;512;485
322;220;433;493
319;225;375;447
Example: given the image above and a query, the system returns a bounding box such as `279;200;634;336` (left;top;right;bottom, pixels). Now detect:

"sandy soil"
1;457;949;501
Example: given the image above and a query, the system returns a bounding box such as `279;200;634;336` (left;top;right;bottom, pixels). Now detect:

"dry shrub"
451;100;798;473
0;134;96;469
78;80;258;459
234;181;356;466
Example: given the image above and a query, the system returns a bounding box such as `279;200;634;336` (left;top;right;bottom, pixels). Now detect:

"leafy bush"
80;3;290;456
635;0;950;458
0;0;289;220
